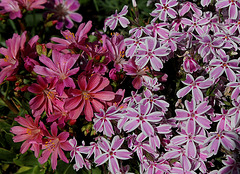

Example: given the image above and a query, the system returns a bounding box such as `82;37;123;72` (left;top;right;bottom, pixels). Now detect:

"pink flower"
216;0;240;19
64;74;115;121
95;136;132;174
209;50;239;82
219;155;240;174
205;130;238;155
136;37;170;71
11;115;46;157
177;74;213;103
123;102;163;136
103;5;130;32
38;122;72;170
171;129;206;158
164;145;192;171
150;0;178;22
28;76;61;116
46;0;83;29
16;0;46;11
0;0;21;19
182;53;200;73
105;33;126;71
181;16;209;35
175;99;212;133
129;26;151;38
201;0;211;7
93;106;121;137
47;21;92;52
0;32;24;84
46;100;74;128
179;2;202;16
124;37;144;58
69;138;89;171
34;50;79;95
197;34;224;62
227;81;240;101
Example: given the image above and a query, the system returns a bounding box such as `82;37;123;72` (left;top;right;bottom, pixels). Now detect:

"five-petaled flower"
103;5;130;32
95;136;132;174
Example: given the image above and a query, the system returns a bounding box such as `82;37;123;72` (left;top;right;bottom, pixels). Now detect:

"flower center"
59;73;67;80
45;138;59;151
44;90;55;99
163;4;168;10
55;4;68;18
82;91;91;100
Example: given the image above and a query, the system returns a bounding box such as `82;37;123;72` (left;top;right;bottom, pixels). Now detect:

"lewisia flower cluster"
0;0;239;173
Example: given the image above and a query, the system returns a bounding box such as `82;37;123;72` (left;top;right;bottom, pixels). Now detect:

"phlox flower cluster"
0;0;240;173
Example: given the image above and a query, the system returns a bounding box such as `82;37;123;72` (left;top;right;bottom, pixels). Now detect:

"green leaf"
91;167;102;174
16;165;46;174
0;119;11;132
55;161;77;174
0;148;16;162
13;151;39;167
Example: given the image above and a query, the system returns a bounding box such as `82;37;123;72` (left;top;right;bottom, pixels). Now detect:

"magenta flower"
105;33;126;71
47;21;92;52
123;58;148;89
214;29;240;51
95;136;132;174
227;99;240;128
229;12;240;34
0;32;24;84
0;0;21;19
175;99;212;133
211;108;232;131
171;129;206;158
136;37;170;71
129;26;151;38
69;138;89;171
227;81;240;101
142;89;169;112
16;0;46;11
219;155;240;174
28;76;60;116
179;2;202;16
124;37;144;58
205;130;238;155
197;35;224;62
164;145;192;171
86;141;102;159
146;22;169;38
46;100;74;128
64;74;115;121
177;74;213;103
150;0;178;22
34;50;79;95
182;53;200;73
10;115;46;157
93;106;120;137
47;0;83;29
155;28;179;53
103;5;130;32
201;0;211;7
209;51;239;82
181;16;209;35
123;102;163;136
38;122;72;170
216;0;240;19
